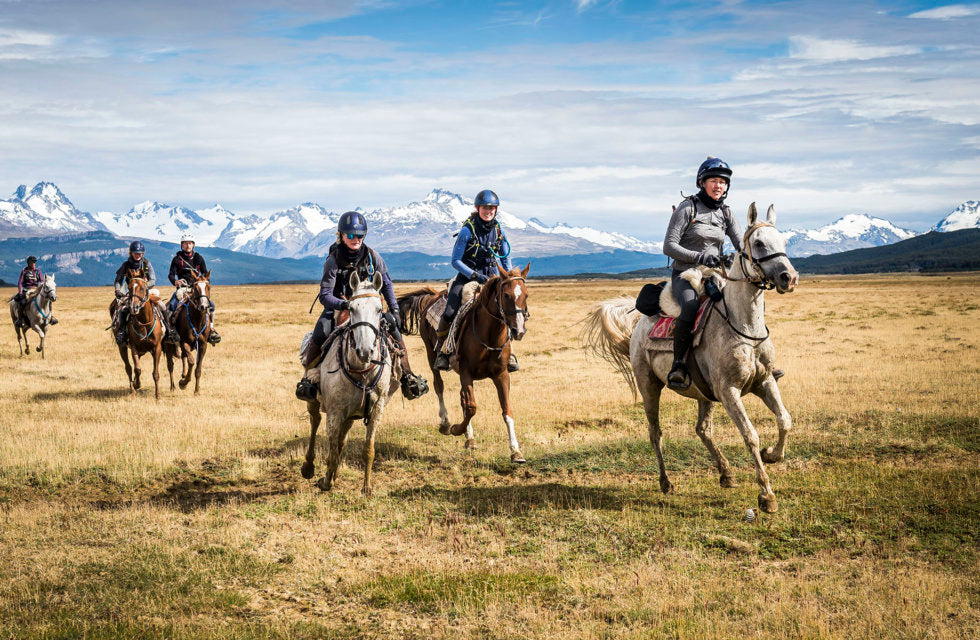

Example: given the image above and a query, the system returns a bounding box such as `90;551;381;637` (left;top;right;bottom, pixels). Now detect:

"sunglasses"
344;233;365;240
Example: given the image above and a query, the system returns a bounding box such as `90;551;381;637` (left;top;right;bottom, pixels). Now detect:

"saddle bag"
636;282;666;317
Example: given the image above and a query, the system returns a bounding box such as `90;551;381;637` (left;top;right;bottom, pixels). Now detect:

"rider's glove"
340;300;350;310
175;279;187;287
698;252;722;268
472;272;489;284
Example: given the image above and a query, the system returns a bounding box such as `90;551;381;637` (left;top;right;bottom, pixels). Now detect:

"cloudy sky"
1;0;978;239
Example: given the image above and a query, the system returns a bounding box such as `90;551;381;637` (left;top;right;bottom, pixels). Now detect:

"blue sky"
1;0;978;238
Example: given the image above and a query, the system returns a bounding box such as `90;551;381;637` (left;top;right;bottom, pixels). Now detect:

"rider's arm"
317;256;346;310
168;256;179;285
499;228;514;272
663;201;702;265
724;208;744;253
114;265;127;294
196;254;208;276
373;255;399;313
145;261;157;288
450;226;474;279
17;268;25;295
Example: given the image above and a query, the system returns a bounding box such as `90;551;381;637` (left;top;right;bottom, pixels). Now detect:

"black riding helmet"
26;255;37;264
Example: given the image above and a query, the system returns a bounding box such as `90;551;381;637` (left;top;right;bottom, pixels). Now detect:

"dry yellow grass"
0;274;977;639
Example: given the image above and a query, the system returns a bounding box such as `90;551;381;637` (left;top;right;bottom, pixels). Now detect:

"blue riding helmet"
474;190;499;207
338;211;368;237
129;240;146;253
696;157;732;187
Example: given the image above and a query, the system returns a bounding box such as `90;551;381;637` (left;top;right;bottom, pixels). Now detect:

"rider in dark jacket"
433;189;518;372
14;256;57;327
167;233;220;345
112;240;177;345
295;212;428;402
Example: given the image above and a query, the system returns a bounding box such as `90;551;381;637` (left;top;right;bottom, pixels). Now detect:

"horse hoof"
133;381;141;390
35;346;42;353
316;477;332;492
178;379;189;390
720;474;737;489
301;462;315;479
464;438;477;450
510;451;526;464
761;447;782;464
439;423;452;436
449;424;467;437
660;478;675;494
758;493;778;514
361;486;373;497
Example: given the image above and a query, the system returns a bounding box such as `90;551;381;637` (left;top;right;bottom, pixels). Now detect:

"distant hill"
792;228;980;274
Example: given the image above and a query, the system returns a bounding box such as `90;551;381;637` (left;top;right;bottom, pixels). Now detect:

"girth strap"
687;351;718;402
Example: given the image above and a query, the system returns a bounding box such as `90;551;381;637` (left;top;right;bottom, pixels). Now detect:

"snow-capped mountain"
0;183;104;236
934;201;980;232
216;203;337;259
781;214;918;257
92;201;235;246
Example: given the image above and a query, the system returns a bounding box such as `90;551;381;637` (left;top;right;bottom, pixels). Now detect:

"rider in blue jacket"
433;189;518;372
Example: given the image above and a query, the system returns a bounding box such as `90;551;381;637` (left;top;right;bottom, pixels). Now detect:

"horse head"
495;262;531;340
41;274;57;303
127;270;150;313
743;203;798;294
189;270;211;310
347;270;384;364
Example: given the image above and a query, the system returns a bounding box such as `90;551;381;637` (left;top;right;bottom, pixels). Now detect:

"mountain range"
0;182;977;285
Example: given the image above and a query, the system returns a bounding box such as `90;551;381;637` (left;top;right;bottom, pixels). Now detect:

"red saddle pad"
649;298;713;340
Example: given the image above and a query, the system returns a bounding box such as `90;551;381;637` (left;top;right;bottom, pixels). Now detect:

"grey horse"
584;203;798;513
300;269;400;496
9;274;57;358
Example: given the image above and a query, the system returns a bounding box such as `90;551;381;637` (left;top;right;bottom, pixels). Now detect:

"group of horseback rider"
13;255;58;328
110;235;221;347
16;158;778;395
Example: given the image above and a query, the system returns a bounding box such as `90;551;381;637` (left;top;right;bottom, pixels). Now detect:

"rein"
128;307;159;341
32;286;53;322
470;276;528;354
716;222;786;291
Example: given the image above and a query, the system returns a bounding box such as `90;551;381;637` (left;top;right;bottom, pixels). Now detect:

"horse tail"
581;297;642;399
396;287;441;335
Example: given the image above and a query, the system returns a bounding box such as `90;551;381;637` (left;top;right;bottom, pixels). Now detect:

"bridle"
472;275;530;353
338;291;388;394
125;277;158;340
718;222;788;291
127;276;151;313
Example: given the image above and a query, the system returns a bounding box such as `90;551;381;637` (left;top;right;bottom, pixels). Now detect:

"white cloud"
908;4;980;20
788;36;921;62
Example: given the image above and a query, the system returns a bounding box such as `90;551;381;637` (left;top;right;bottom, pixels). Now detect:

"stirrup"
400;373;429;399
295;377;318;402
165;328;180;344
773;368;785;381
667;363;690;390
507;354;519;373
433;353;451;371
207;329;221;345
49;317;59;325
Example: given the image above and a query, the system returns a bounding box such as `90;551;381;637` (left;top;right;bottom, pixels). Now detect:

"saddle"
645;299;714;352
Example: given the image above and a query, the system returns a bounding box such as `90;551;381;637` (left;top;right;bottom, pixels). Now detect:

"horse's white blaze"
504;414;519;452
513;284;522;299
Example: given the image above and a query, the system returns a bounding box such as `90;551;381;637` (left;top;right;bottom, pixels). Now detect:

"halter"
333;292;389;415
471;275;529;353
127;276;151;312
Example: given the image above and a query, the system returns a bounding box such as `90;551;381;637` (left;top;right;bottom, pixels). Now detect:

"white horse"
300;269;400;496
9;274;57;358
583;203;798;513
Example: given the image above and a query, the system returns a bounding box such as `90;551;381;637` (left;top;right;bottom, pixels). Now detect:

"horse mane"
396;286;441;335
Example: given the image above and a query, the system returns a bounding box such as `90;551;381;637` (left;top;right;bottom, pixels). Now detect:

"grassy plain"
0;274;977;639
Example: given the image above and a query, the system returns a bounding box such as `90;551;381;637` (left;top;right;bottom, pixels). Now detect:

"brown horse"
109;270;173;399
398;262;531;462
172;271;213;394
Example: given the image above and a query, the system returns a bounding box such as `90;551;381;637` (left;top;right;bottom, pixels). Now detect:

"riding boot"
507;353;519;372
207;323;221;345
432;316;453;371
115;309;129;346
49;316;58;325
396;337;429;399
773;368;785;381
295;338;323;401
667;318;695;390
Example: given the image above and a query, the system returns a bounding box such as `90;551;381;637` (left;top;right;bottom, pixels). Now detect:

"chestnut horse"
109;270;173;399
398;263;531;462
172;271;213;394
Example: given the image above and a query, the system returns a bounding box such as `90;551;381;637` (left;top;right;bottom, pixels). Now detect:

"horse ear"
766;204;776;225
349;270;361;290
496;262;508;279
521;261;530;278
372;271;383;291
205;270;211;280
748;202;759;226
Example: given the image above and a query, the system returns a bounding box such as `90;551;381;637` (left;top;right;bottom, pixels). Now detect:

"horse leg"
694;399;736;488
319;417;354;492
193;342;207;394
433;370;452;435
362;416;377;496
718;387;778;513
301;400;322;479
754;377;792;464
118;344;134;392
15;325;26;356
151;343;162;400
178;342;194;389
131;350;142;391
35;326;45;358
166;346;176;390
491;372;524;463
449;372;477;437
636;363;672;494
